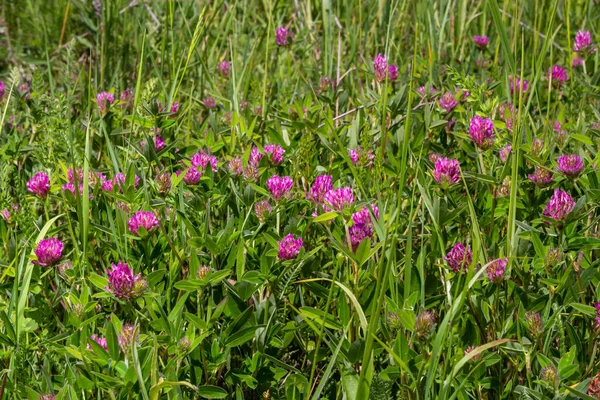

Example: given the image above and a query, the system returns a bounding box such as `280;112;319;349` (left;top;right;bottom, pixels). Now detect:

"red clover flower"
543;189;575;221
34;238;64;267
487;258;507;283
445;243;472;273
128;211;159;235
469;115;495;150
278;234;303;260
307;175;333;204
432;157;461;186
97;92;114;113
106;261;146;300
266;175;293;201
27;172;50;198
324;187;354;212
557;154;584;178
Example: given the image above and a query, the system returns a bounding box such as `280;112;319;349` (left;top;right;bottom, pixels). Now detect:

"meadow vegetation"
1;0;600;398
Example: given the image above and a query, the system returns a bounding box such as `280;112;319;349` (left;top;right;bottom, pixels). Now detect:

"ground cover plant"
1;0;600;398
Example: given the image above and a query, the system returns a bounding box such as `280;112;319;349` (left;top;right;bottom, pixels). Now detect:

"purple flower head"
499;145;512;163
548;65;569;86
574;30;594;52
264;144;285;165
88;334;109;351
0;81;5;98
276;26;291;46
528;167;553;187
487;258;507;283
352;205;379;226
445;243;472;273
266;175;293;201
348;205;379;250
457;87;470;101
217;60;230;78
68;168;84;184
373;54;388;82
553;121;562;132
183;167;202;185
101;177;114;191
154;136;165;151
307;175;333;204
469;116;495;150
499;103;514;131
557;154;584;178
97;92;114;113
249;146;263;166
278;234;303;260
128;211;159;235
388;65;399;81
324;187;354;212
106;261;146;300
348;149;359;164
433;158;461;186
119;89;133;109
543;189;575;221
114;173;140;191
228;157;243;175
142;136;165;152
474;35;489;48
243;164;259;181
191;151;218;172
61;183;83;196
348;147;375;166
510;77;529;96
27;172;50;199
169;102;180;118
118;323;139;350
349;224;372;251
439;92;457;113
203;97;216;109
1;208;10;223
34;238;64;267
254;200;272;223
573;57;584;68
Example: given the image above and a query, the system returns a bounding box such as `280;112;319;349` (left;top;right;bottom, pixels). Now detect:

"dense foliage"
2;0;600;399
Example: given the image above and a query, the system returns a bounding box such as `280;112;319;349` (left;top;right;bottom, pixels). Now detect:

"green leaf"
570;303;597;317
397;309;416;332
299;307;343;330
313;211;339;222
236;239;246;278
224;326;258;347
89;273;109;291
571;133;593;145
558;346;577;378
198;385;228;399
106;321;120;361
150;380;199;400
